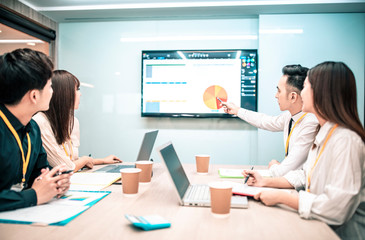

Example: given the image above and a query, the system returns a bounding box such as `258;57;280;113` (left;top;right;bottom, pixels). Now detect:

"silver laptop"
96;130;159;173
156;141;248;208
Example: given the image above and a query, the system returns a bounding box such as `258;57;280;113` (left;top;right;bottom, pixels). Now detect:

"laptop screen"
136;130;158;161
159;143;190;199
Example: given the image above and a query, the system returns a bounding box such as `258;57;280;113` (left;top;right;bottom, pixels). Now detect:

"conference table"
0;163;339;240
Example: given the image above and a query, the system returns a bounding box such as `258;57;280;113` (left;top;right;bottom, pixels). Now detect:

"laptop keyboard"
94;164;135;173
185;185;210;201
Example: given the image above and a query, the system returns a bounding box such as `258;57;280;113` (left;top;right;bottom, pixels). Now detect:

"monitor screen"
141;49;258;118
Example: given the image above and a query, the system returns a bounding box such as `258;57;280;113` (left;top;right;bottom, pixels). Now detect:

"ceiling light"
120;35;257;42
0;39;44;43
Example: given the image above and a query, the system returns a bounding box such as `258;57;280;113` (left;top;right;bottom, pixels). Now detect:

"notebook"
156;141;248;208
96;130;158;173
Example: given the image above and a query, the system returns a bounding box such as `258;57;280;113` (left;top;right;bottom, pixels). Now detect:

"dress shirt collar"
291;111;306;123
0;103;30;132
313;121;336;147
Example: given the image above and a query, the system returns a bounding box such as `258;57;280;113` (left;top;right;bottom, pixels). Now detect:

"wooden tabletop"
0;163;339;240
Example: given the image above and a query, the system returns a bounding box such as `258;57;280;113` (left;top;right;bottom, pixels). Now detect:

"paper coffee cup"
209;181;233;218
135;160;153;184
195;155;210;175
120;168;142;196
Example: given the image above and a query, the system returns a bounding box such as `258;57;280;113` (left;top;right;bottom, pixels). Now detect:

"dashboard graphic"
141;49;258;118
203;85;227;110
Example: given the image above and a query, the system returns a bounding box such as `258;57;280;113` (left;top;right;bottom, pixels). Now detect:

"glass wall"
0;23;49;55
58;13;364;165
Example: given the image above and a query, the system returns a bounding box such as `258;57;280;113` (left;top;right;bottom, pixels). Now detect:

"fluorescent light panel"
0;39;44;43
120;35;257;42
20;0;362;11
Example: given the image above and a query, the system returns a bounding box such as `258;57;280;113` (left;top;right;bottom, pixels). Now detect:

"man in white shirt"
223;65;318;177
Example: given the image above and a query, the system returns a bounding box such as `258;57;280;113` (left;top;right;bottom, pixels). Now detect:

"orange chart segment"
203;85;228;109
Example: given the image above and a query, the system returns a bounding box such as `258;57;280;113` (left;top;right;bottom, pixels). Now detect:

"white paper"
230;182;291;196
70;172;121;191
0;204;88;224
0;191;109;225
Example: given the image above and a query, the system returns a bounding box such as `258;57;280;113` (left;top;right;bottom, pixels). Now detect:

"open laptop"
156;141;248;208
95;130;158;173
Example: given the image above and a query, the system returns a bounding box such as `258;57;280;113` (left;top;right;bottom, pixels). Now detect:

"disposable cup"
195;155;210;175
135;160;153;184
120;168;142;196
209;181;233;218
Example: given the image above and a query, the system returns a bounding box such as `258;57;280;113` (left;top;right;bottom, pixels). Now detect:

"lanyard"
62;140;73;160
306;124;338;192
285;113;308;156
0;109;31;184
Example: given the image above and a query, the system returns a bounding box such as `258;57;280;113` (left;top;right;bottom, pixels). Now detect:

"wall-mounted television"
141;49;258;118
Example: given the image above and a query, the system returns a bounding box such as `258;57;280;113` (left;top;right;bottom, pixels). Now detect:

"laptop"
95;130;159;173
156;141;248;208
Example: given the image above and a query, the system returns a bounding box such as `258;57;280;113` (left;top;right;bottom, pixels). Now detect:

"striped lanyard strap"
0;109;31;183
306;124;338;192
285;113;308;156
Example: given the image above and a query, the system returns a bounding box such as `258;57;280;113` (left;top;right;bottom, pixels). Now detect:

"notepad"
70;172;121;191
0;190;110;226
229;182;291;197
218;168;273;178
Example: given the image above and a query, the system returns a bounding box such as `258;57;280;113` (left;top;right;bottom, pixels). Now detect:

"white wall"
58;13;364;165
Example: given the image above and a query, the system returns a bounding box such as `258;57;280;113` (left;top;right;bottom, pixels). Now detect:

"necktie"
286;118;293;156
288;118;293;136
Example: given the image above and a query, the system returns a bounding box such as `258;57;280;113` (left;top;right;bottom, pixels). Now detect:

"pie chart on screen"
203;85;228;109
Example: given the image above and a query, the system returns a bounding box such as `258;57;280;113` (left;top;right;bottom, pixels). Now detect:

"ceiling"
19;0;365;22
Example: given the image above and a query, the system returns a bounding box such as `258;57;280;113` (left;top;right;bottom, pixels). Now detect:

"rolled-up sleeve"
284;169;306;191
297;132;364;225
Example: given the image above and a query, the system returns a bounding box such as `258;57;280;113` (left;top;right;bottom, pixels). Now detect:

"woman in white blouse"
33;70;121;171
244;61;365;239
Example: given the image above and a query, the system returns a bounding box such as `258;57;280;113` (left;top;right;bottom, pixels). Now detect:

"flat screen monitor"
141;49;258;118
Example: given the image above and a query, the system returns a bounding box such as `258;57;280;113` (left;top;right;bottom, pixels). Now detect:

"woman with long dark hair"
33;70;121;171
244;62;364;239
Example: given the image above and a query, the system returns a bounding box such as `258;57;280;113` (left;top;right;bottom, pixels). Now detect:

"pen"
244;166;254;184
54;170;73;176
217;97;227;107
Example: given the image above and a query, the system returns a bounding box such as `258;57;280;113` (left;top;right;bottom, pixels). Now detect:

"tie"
286;118;293;156
288;118;293;136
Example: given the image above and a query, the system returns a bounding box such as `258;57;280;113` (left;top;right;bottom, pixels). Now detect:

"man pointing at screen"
222;65;318;177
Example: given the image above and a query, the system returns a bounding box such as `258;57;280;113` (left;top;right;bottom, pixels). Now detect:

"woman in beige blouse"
33;70;121;171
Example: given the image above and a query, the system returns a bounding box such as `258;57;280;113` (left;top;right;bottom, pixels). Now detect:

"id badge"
10;183;25;192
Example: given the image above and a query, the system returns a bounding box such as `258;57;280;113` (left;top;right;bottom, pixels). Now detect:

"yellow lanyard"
285;113;308;156
62;140;73;160
0;109;31;183
306;124;338;192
